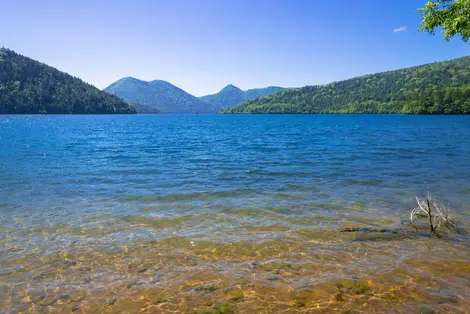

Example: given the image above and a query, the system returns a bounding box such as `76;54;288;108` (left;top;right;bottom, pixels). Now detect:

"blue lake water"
1;114;470;313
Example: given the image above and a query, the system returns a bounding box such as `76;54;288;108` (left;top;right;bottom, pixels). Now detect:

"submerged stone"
267;274;282;281
29;294;46;303
70;292;86;302
39;296;57;306
104;297;117;306
445;294;459;303
340;280;355;289
290;264;301;271
262;262;288;271
419;306;434;314
226;289;244;301
153;294;169;304
334;292;345;302
212;302;234;314
195;284;218;292
291;300;305;308
356;281;371;291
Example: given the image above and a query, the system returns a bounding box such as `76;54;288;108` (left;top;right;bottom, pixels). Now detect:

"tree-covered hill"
104;77;215;113
200;84;284;111
0;48;136;114
223;56;470;114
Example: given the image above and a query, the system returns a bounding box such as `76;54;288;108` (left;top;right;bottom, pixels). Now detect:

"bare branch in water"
410;192;459;237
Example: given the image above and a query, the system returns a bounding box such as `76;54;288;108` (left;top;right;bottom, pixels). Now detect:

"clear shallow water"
1;114;470;313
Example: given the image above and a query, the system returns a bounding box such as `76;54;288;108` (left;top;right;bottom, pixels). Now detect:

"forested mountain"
223;56;470;114
403;85;470;114
200;84;284;110
0;48;136;114
130;103;161;113
104;77;215;113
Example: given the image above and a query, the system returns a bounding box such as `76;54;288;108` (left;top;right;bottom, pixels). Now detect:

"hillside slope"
200;84;284;110
0;48;135;114
223;56;470;114
104;77;215;113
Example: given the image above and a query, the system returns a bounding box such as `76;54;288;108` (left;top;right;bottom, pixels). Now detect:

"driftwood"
410;191;458;237
341;191;459;238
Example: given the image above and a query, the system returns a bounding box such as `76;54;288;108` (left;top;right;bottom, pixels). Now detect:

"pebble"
334;292;345;302
267;274;282;281
39;296;57;306
212;302;234;314
227;289;244;301
70;292;86;302
445;294;459;303
419;306;434;314
291;300;305;308
153;294;169;304
104;297;117;306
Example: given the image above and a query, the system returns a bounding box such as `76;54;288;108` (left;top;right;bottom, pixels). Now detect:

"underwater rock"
291;300;305;308
25;294;46;303
104;297;117;306
70;292;86;302
340;280;354;289
39;296;57;306
195;284;218;292
419;306;434;314
267;274;282;281
212;302;234;314
262;261;288;271
445;294;459;303
334;292;345;302
153;294;169;304
290;264;301;271
226;289;244;301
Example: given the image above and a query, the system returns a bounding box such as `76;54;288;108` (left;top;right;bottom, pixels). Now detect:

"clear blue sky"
1;0;468;96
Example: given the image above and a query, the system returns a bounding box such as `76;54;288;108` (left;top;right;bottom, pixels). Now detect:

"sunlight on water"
1;114;470;313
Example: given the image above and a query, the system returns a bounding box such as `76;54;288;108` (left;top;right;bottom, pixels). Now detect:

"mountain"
130;103;161;113
200;84;284;110
0;48;135;114
104;77;215;113
223;56;470;114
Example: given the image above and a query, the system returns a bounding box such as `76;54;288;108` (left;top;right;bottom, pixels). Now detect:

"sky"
1;0;468;96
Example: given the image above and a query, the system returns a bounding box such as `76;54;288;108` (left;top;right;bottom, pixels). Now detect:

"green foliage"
223;56;470;114
200;84;284;111
0;48;136;114
403;84;470;114
419;0;470;42
105;77;214;113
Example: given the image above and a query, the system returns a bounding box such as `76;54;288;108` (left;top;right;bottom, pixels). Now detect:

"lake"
1;114;470;313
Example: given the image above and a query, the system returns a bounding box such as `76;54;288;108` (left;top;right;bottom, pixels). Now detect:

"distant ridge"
199;85;285;111
104;77;215;113
0;48;136;114
223;56;470;114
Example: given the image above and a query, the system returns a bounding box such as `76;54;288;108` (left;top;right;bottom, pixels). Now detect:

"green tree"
419;0;470;42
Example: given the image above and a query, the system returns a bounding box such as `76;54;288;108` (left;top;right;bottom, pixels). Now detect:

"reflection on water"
1;114;470;313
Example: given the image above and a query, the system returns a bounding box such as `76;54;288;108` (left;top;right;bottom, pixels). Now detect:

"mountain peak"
104;77;216;113
221;84;242;92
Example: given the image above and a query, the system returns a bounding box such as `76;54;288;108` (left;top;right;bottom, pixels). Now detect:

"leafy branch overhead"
419;0;470;42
